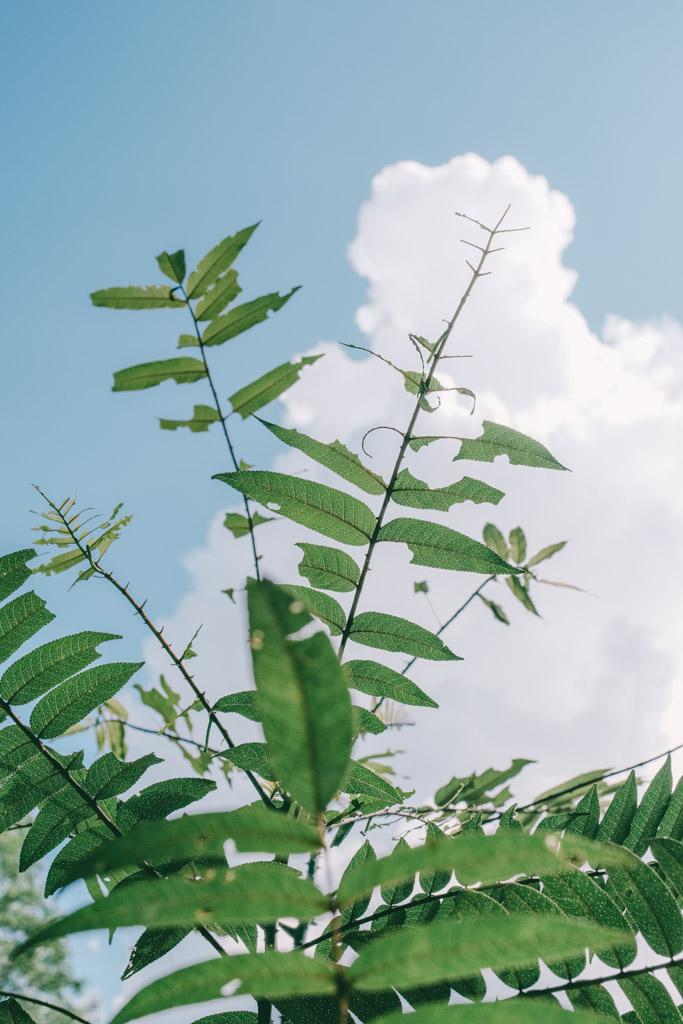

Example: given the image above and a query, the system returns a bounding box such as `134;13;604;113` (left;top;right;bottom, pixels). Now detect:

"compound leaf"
0;549;35;602
0;593;55;665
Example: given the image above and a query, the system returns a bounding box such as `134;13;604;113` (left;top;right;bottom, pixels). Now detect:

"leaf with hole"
91;286;186;310
392;469;504;511
194;268;241;320
454;420;568;471
159;405;221;432
378;518;522;575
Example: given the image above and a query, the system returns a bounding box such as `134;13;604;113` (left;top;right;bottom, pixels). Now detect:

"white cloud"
143;153;683;806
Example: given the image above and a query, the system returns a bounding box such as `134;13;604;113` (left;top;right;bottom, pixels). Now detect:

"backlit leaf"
186;224;259;298
229;356;322;419
607;845;683;956
259;419;386;495
296;543;360;592
91;286;186;310
454;420;568;471
344;660;438;708
223;511;273;539
378;518;521;575
0;592;55;665
349;611;459;661
392;469;504;511
215;470;376;546
373;998;617;1024
1;630;120;704
159;405;221;432
30;662;143;739
281;585;346;635
113;357;207;391
201;288;299;346
194;268;241;320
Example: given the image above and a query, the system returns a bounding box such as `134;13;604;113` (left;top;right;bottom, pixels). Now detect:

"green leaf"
213;691;260;721
110;951;336;1024
91;286;186;309
29;661;143;739
483;523;509;560
435;760;533;807
224;510;273;539
186;224;259;298
339;840;376;925
619;973;683;1024
194;268;241;320
541;870;637;969
247;578;352;814
20;790;92;870
378;518;521;575
347;914;623;992
454;420;568;471
658;774;683;840
122;926;191;980
0;592;55;665
392;469;504;511
479;593;509;624
229;356;322;419
118;777;216;831
0;549;34;602
508;527;526;563
353;706;387;736
381;837;414;905
159;404;221;432
215;470;375;546
597;771;638;844
343;760;402;803
259;419;387;495
1;630;120;704
113;357;207;391
21;863;330;954
373;999;617;1024
201;288;300;346
189;1015;258;1024
565;784;600;838
624;755;672;855
568;985;621;1020
607;845;683;956
649;837;683;896
0;998;38;1024
156;250;186;284
348;611;459;661
281;584;346;635
85;751;162;800
62;808;321;887
526;540;567;567
344;660;438;708
225;742;278;781
408;436;442;453
506;576;539;616
296;543;360;593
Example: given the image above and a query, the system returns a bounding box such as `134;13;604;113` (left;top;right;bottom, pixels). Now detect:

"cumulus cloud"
143;153;683;807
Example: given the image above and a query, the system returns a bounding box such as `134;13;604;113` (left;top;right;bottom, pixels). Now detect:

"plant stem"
337;208;514;661
0;990;91;1024
180;287;262;582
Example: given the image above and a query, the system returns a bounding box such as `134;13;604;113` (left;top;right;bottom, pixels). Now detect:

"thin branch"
0;990;91;1024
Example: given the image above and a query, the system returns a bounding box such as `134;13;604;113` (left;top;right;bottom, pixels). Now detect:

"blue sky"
3;3;683;1017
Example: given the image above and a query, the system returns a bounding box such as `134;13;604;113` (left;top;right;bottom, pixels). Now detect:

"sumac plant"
2;211;683;1024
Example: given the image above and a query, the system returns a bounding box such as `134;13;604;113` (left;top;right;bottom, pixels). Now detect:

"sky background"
2;2;683;1020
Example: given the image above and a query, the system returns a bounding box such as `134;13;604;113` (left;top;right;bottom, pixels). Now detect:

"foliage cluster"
1;210;682;1024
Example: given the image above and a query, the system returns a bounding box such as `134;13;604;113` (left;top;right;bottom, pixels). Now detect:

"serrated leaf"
408;436;441;453
0;549;34;602
392;469;504;511
526;540;567;567
343;760;402;803
213;691;260;721
91;285;186;309
624;755;672;855
508;527;526;563
0;998;38;1024
378;518;521;575
85;752;162;800
113;357;207;391
281;584;346;635
658;774;683;840
1;630;120;704
479;593;509;624
61;807;322;887
186;224;259;298
110;951;336;1024
483;523;509;560
30;661;143;739
20;790;92;870
201;288;299;347
649;837;683;896
454;420;568;471
353;706;387;736
541;870;637;969
619;973;683;1024
247;579;352;813
0;592;55;665
296;543;360;593
229;356;322;419
122;926;190;981
565;784;600;838
156;250;186;284
225;741;278;780
381;837;415;905
339;840;377;924
597;771;638;844
259;419;387;495
159;404;221;432
344;660;438;708
223;510;273;539
348;611;459;661
347;914;623;992
118;777;216;831
194;268;241;320
506;576;539;616
568;984;621;1020
215;470;375;546
607;845;683;956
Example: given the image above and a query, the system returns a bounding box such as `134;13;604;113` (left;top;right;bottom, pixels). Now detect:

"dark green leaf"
508;527;526;563
381;837;414;906
259;419;387;495
526;541;567;567
597;771;638;844
190;1015;257;1024
201;288;299;346
348;611;460;661
392;469;504;511
624;755;672;855
91;286;186;310
339;840;377;925
619;973;683;1024
109;951;335;1024
1;630;120;704
215;470;375;546
483;523;509;560
378;518;522;575
118;777;216;831
223;510;273;539
296;543;360;592
0;998;38;1024
0;592;54;665
650;837;683;896
122;926;191;980
248;579;352;813
156;250;186;284
541;870;637;969
506;576;539;615
568;984;620;1019
435;760;533;808
281;585;346;635
607;845;683;956
194;268;241;320
0;549;34;602
658;774;683;840
30;661;143;739
85;752;162;800
229;356;322;419
565;784;600;838
373;999;617;1024
159;404;221;432
20;790;92;870
213;691;260;721
186;224;259;298
113;357;207;391
453;420;568;471
344;660;438;708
